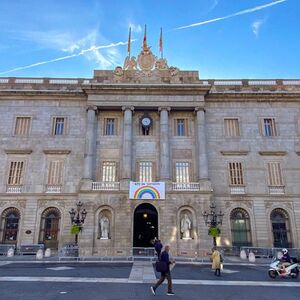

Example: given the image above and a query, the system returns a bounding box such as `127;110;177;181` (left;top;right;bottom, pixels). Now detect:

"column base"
79;178;93;191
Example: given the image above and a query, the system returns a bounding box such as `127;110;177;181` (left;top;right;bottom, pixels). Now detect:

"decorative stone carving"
113;66;124;76
180;213;192;239
155;58;168;70
137;47;156;71
124;56;137;70
169;66;179;76
99;215;110;239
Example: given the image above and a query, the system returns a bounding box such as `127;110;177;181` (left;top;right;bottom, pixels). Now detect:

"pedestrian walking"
211;247;221;276
151;245;175;296
154;239;163;258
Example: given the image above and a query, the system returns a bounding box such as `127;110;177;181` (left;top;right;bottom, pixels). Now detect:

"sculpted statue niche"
99;215;110;239
180;213;192;240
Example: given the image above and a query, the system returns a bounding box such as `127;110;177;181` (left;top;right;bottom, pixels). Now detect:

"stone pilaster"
81;106;97;190
121;106;134;188
159;107;171;181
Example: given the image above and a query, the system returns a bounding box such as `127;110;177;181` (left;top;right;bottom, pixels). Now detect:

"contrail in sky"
173;0;287;31
0;40;131;75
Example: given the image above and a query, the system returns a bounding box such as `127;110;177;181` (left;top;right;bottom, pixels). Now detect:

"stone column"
121;106;134;181
83;106;97;181
195;107;209;180
159;107;171;180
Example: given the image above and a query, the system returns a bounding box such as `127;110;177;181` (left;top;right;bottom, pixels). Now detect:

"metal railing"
172;182;200;191
92;181;120;191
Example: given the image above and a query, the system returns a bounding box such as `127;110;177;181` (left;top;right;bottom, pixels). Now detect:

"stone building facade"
0;44;300;256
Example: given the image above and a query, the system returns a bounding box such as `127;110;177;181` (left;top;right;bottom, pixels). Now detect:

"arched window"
230;208;252;247
39;207;61;249
1;207;20;244
271;208;292;248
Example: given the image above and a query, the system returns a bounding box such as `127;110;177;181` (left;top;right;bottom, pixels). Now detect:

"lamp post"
69;201;87;245
202;201;224;247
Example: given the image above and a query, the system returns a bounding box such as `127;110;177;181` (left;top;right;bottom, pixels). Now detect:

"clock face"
141;116;152;127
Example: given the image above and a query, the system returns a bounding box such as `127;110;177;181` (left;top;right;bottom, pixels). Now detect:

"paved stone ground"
1;260;300;299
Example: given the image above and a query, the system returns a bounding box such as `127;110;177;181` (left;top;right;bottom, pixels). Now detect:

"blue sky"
0;0;298;79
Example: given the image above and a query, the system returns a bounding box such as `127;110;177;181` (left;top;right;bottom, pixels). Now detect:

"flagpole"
128;27;131;58
159;27;163;59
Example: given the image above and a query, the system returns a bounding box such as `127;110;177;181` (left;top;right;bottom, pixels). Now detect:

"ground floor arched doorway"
133;203;158;247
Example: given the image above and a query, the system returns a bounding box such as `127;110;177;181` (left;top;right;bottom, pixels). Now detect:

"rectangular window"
15;117;31;136
7;161;24;185
139;161;153;182
175;162;190;183
267;162;283;186
175;119;187;136
224;118;240;137
102;162;117;182
229;162;244;185
52;117;66;135
48;160;64;185
262;118;277;137
104;118;116;136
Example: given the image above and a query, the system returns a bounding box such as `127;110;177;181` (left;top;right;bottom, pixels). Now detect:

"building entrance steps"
128;261;156;282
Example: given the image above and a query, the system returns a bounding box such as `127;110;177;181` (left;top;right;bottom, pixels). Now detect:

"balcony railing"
172;182;200;191
269;186;285;195
6;185;23;193
230;186;246;195
46;185;62;193
92;181;120;191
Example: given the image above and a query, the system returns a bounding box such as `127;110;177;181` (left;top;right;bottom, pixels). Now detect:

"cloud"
173;0;287;31
209;0;219;12
0;41;131;75
252;19;265;37
129;23;142;33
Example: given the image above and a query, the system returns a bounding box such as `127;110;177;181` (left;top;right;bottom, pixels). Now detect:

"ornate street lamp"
202;201;224;247
69;201;87;245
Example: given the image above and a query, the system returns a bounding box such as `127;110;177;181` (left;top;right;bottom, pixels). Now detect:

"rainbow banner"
129;182;165;200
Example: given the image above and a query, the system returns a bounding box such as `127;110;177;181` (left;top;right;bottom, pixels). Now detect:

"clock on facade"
140;115;153;128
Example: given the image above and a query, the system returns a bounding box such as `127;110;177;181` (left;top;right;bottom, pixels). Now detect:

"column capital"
86;105;98;112
158;107;171;112
194;106;205;113
122;106;135;112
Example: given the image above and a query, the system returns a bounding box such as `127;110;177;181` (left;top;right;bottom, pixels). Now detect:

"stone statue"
180;213;192;239
124;56;137;70
100;215;110;239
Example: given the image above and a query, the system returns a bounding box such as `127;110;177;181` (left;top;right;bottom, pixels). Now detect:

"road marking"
1;276;300;287
0;262;12;267
129;261;156;282
47;267;74;271
220;269;240;274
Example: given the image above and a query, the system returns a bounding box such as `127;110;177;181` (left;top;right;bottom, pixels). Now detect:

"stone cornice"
258;151;287;156
43;150;71;155
220;150;249;156
5;149;32;155
83;84;210;96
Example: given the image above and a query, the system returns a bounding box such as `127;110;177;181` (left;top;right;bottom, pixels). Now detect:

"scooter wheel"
268;270;277;278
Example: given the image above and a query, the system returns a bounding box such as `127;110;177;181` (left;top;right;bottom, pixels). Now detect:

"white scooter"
268;257;299;279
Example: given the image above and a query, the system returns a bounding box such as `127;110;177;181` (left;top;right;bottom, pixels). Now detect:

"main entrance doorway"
133;203;158;247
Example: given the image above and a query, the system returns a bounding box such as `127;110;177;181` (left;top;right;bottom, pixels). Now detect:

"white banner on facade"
129;182;165;200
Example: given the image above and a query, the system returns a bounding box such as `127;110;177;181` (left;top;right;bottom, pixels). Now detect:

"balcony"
172;182;200;191
92;181;120;191
6;184;23;193
46;184;62;193
230;186;246;195
269;186;285;195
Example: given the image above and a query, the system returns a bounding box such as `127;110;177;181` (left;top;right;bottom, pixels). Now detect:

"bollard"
36;249;44;260
45;248;51;258
240;249;247;260
7;248;14;257
248;251;256;263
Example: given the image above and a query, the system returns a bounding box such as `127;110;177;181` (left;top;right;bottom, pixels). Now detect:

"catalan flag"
159;27;163;58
